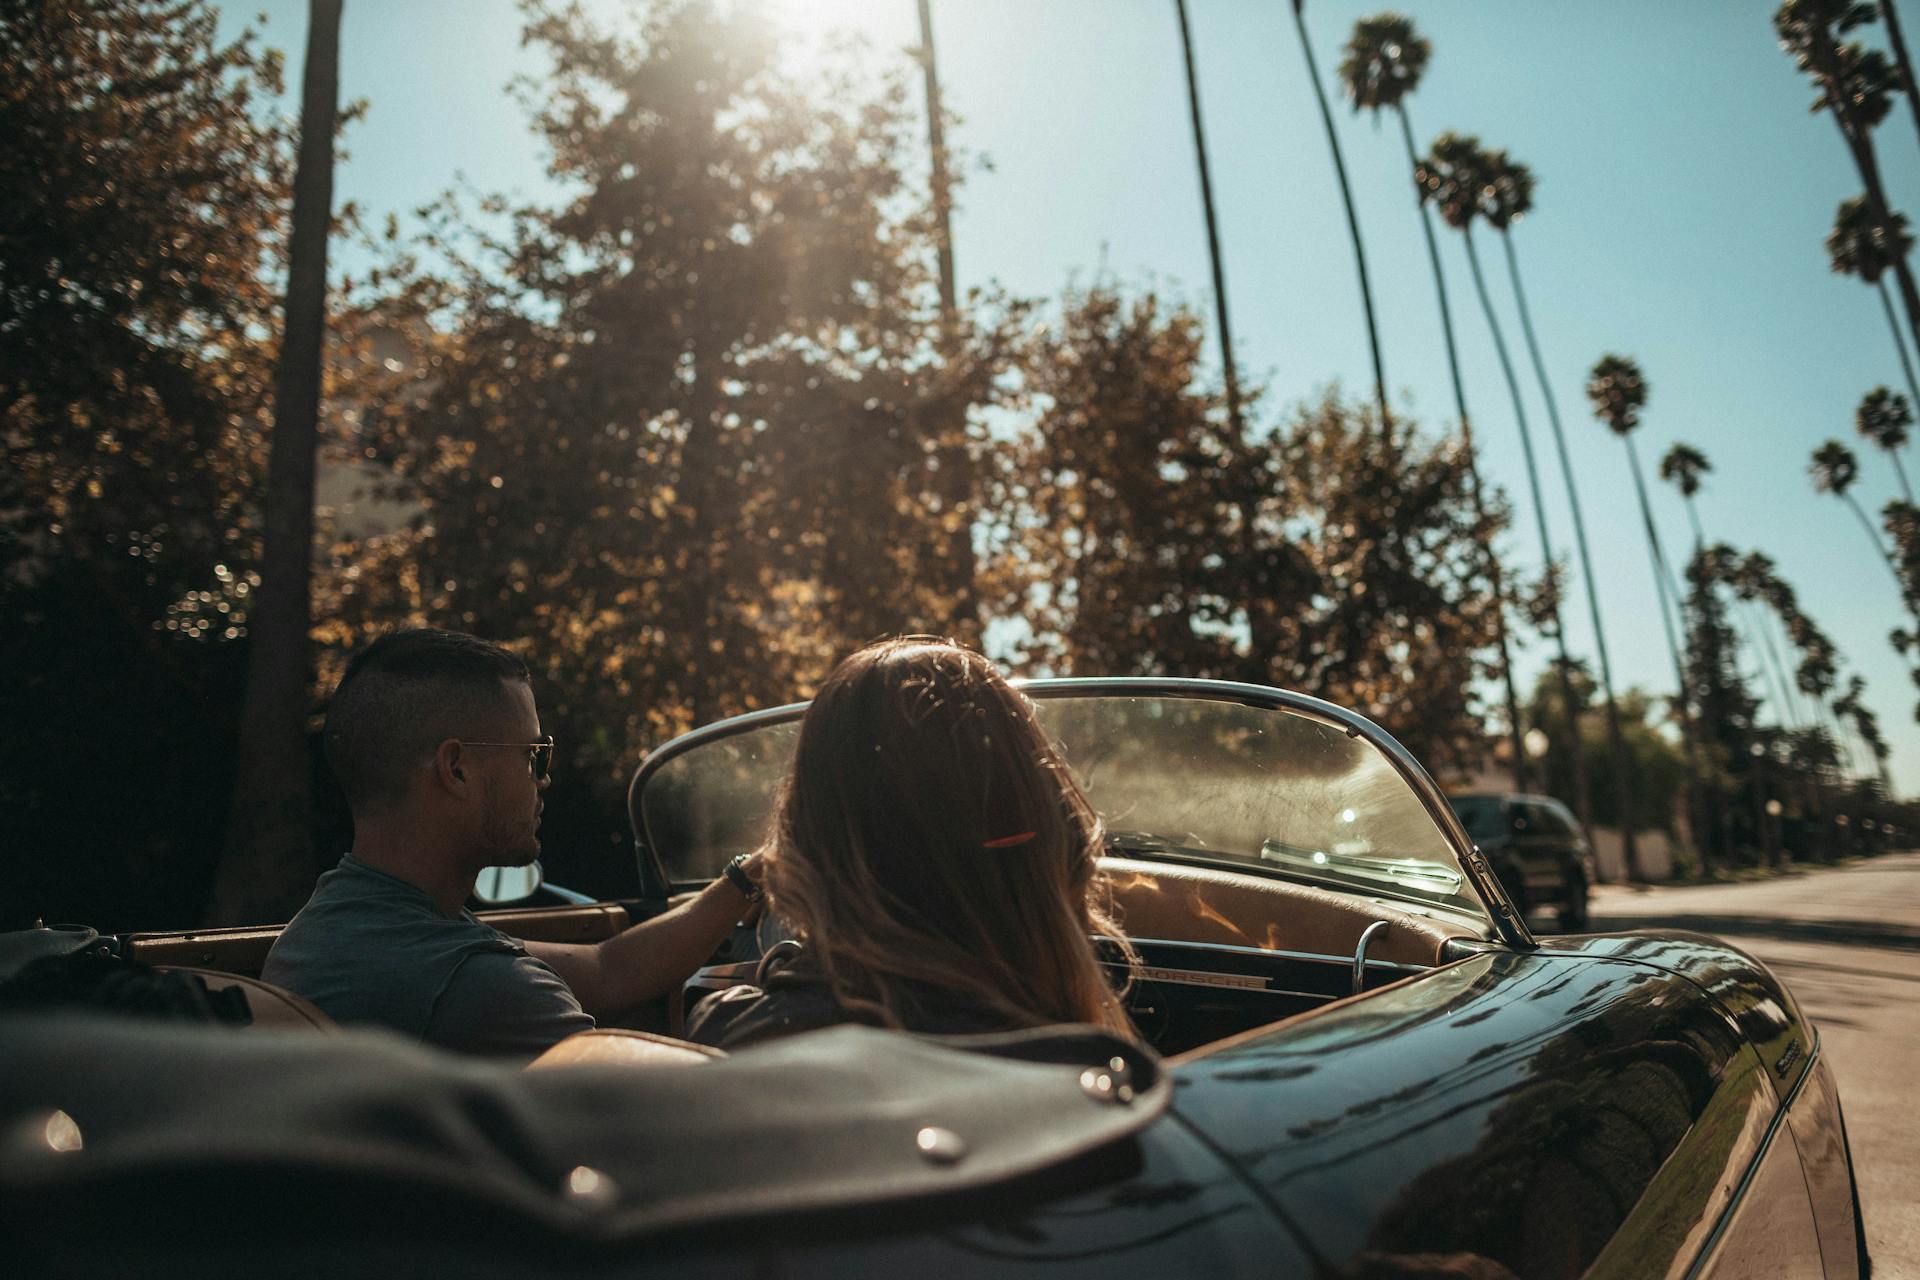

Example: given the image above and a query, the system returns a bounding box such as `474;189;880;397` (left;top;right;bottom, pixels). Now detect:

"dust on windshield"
639;693;1486;922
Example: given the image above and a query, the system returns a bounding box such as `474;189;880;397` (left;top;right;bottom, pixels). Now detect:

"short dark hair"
324;629;530;814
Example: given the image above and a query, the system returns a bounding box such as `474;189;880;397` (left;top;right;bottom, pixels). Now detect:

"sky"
219;0;1920;792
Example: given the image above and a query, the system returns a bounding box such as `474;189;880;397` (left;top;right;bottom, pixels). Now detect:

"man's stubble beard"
478;782;542;867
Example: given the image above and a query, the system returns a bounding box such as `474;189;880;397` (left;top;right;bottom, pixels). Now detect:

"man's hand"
524;855;764;1018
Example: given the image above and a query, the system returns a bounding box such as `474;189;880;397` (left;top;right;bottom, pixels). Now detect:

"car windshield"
638;690;1490;924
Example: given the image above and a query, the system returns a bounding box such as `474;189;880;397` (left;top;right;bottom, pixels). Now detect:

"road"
1586;853;1920;1277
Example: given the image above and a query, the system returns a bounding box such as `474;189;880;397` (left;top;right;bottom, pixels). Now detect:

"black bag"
0;930;250;1026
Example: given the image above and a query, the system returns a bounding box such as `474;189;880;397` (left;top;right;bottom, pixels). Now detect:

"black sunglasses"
462;735;556;780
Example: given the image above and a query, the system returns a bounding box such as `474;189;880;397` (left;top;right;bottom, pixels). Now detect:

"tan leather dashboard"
1100;856;1466;967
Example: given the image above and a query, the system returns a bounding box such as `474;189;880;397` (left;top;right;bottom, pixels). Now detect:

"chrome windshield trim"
628;677;1535;948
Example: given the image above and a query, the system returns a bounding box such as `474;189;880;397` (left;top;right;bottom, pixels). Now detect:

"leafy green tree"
1252;392;1513;775
325;0;1018;896
1340;13;1529;791
1;0;296;928
1417;131;1605;849
1524;670;1687;840
995;291;1513;774
990;287;1252;679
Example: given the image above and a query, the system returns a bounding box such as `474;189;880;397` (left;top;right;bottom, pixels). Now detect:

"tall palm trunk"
1619;435;1728;864
1394;108;1528;791
1877;280;1920;412
1841;488;1907;590
213;0;343;926
1892;450;1916;503
1756;610;1808;729
1290;0;1387;423
1880;0;1920;159
1497;228;1652;872
1459;226;1611;865
915;0;979;639
1174;0;1245;440
918;0;956;324
1621;434;1695;716
1741;599;1800;730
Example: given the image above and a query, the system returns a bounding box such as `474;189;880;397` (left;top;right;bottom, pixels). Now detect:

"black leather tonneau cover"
0;1015;1166;1246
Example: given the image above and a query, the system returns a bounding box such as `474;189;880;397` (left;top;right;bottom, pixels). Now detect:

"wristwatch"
723;853;763;902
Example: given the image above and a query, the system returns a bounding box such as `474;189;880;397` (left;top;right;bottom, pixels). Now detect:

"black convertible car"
0;679;1867;1278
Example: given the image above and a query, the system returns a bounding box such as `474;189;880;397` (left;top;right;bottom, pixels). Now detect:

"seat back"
156;966;337;1032
528;1027;724;1070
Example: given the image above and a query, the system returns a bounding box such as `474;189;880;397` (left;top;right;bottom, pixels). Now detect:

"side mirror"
473;861;544;905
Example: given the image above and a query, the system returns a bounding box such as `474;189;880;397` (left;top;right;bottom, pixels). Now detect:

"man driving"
263;628;759;1057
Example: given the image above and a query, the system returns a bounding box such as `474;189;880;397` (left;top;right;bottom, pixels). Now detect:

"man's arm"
523;868;757;1019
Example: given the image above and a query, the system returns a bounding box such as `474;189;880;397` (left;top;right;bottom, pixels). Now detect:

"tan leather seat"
527;1027;724;1070
158;965;338;1032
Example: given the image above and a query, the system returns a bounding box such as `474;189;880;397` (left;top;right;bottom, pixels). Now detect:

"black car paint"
628;936;1835;1279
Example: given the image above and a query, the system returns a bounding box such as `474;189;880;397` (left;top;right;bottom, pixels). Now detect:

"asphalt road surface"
1585;853;1920;1277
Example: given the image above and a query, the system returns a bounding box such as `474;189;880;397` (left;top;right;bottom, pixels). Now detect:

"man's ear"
432;739;471;796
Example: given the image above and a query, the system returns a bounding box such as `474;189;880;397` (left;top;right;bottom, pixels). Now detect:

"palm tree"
1478;146;1643;873
1659;443;1802;737
1173;0;1245;440
1876;0;1920;160
1339;14;1529;790
1807;439;1920;637
1778;1;1920;360
1585;355;1715;874
1659;443;1713;547
913;0;980;638
214;0;343;925
1417;132;1606;857
1811;439;1906;588
1290;0;1387;422
916;0;956;325
1827;196;1920;409
1855;385;1916;500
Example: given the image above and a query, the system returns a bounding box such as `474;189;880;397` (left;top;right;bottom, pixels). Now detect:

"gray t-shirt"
262;855;594;1058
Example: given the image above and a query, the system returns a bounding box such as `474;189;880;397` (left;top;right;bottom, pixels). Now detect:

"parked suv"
1448;793;1593;931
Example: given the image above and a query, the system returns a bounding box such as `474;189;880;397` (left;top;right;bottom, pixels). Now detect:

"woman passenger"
686;638;1138;1048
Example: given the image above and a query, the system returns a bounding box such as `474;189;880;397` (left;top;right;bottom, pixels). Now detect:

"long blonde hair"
763;638;1137;1035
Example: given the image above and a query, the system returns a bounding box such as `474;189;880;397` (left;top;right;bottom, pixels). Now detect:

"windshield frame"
626;676;1534;948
